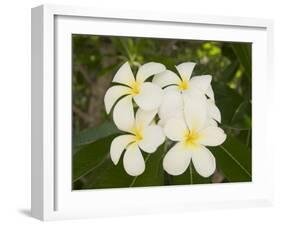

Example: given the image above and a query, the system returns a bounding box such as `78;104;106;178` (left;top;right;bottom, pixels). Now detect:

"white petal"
136;62;166;83
206;86;215;100
123;143;145;176
104;85;131;114
164;118;187;141
138;125;165;153
135;108;158;128
163;142;192;175
207;100;221;123
158;89;184;124
159;113;185;128
189;75;212;94
133;82;163;111
183;94;207;132
175;62;196;81
113;95;134;132
191;146;216;177
198;126;226;146
110;135;135;165
112;62;136;86
152;70;181;88
204;118;218;127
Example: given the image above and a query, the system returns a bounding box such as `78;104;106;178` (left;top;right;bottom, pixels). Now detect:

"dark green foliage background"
72;34;252;190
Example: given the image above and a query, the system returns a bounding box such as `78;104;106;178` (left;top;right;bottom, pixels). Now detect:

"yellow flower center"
130;81;141;96
178;80;189;91
184;130;200;146
132;126;143;142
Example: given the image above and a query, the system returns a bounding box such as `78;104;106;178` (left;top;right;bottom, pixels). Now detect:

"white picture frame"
31;4;274;221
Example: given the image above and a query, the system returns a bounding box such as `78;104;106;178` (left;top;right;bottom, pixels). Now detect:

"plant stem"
189;163;193;184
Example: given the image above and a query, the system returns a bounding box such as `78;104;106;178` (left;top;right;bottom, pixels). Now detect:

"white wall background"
0;0;280;225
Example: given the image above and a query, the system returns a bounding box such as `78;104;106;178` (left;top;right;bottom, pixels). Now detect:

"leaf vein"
73;154;110;182
219;145;251;178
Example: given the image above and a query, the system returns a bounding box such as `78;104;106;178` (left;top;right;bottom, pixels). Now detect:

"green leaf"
73;121;120;148
231;43;252;78
72;135;115;183
230;100;252;129
75;144;166;189
213;84;243;125
210;135;252;182
80;154;133;189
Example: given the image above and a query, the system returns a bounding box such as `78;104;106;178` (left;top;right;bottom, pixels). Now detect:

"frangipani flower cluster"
104;61;226;177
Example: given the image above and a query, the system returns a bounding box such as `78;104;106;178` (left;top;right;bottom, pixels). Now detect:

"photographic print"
72;35;252;190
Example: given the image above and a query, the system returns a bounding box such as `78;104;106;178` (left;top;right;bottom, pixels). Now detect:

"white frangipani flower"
153;62;212;98
104;62;166;131
153;62;220;126
163;95;226;177
110;108;165;176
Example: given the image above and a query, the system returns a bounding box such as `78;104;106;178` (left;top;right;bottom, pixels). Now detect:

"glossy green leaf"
77;144;166;189
213;84;243;125
81;154;133;189
72;136;114;183
210;135;252;182
231;43;252;78
230;100;252;129
73;121;120;148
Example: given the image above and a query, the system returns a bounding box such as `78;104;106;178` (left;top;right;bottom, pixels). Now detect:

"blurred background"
72;35;252;190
